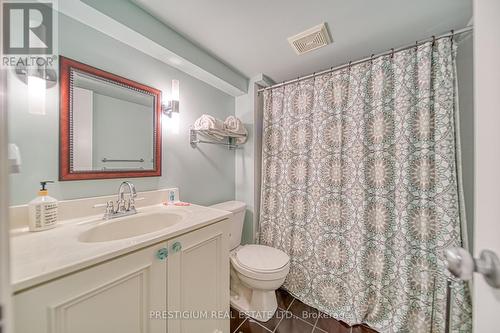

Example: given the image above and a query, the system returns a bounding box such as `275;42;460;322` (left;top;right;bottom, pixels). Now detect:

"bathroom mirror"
59;56;162;180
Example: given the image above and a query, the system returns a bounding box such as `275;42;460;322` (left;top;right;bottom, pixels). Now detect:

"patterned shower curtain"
260;38;471;332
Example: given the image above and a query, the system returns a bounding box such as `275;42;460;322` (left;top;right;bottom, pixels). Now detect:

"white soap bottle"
28;181;58;232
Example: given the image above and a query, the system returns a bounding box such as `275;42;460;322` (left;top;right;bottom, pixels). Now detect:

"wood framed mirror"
59;56;162;180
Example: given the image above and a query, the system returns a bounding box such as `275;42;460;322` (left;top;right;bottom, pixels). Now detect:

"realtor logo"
3;2;53;54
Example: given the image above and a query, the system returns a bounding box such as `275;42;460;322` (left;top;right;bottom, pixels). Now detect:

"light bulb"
171;79;179;101
165;112;180;135
28;75;46;115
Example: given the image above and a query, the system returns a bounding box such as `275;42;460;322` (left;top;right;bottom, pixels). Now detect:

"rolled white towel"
224;116;247;136
193;114;226;139
225;116;247;144
194;114;224;131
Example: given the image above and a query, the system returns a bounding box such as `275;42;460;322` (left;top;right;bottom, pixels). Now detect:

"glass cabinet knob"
156;247;168;260
172;242;182;253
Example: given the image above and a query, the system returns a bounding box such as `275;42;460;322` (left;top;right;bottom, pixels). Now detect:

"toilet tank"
210;201;246;250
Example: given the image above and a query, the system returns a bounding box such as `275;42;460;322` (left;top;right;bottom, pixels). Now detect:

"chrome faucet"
97;181;139;220
118;181;137;212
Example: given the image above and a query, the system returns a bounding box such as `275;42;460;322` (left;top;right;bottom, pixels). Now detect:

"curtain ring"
370;54;374;64
450;29;455;48
415;41;418;51
348;61;352;71
432;35;436;47
390;48;394;59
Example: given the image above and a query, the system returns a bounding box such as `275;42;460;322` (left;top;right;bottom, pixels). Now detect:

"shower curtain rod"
257;25;473;93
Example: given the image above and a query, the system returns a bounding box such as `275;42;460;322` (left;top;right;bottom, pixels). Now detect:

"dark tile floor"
231;289;378;333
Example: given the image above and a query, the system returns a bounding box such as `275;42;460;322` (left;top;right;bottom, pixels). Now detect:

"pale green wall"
8;12;236;205
235;88;255;244
235;75;270;244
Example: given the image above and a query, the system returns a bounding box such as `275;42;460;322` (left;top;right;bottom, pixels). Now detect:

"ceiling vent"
288;23;332;55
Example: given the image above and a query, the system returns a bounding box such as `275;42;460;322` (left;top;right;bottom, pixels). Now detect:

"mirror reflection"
71;70;156;172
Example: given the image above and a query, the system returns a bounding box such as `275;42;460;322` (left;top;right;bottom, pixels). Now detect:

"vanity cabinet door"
13;242;168;333
167;219;230;333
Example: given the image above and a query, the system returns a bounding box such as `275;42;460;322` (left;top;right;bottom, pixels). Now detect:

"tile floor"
230;289;378;333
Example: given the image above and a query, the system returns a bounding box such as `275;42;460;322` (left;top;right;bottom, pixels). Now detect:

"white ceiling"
132;0;472;83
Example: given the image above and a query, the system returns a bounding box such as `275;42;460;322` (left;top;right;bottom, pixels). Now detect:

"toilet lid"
236;245;289;272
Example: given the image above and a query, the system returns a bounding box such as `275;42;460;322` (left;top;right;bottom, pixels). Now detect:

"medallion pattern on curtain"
260;39;471;332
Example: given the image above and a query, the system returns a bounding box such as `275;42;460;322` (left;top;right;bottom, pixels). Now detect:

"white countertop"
10;204;231;293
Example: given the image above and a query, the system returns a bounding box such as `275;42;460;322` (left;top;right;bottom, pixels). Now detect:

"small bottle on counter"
28;181;58;232
168;190;176;204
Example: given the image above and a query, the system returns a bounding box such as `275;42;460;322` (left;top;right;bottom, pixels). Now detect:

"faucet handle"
93;200;115;210
128;196;140;206
94;201;115;219
127;197;144;211
105;200;115;214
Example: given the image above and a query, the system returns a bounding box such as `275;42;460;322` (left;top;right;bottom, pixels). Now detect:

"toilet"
210;201;290;322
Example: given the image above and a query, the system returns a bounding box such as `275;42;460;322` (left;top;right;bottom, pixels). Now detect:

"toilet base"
230;279;278;322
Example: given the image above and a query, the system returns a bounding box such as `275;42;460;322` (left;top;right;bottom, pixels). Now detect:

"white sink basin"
79;211;184;243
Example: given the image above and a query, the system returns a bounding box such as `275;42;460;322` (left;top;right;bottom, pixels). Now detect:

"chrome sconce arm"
161;100;179;117
15;63;57;88
162;79;180;118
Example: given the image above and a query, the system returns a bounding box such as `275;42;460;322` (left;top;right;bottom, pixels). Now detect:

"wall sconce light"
15;63;57;88
15;63;57;115
162;79;179;117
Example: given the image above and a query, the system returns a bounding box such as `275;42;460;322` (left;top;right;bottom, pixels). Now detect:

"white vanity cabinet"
13;219;230;333
166;220;230;333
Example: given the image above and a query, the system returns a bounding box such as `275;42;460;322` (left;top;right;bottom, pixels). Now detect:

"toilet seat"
236;245;289;271
231;245;290;281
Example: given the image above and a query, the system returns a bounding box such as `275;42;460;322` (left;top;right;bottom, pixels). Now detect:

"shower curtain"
260;38;471;332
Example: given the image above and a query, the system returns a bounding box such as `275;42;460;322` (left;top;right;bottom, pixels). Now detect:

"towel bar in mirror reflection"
101;158;145;163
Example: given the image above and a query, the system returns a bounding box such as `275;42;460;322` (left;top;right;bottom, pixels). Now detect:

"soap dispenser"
28;181;58;232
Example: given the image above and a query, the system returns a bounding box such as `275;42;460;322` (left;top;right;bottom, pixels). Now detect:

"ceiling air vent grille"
288;23;332;55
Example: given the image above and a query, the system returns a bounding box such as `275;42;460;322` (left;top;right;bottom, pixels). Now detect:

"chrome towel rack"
190;129;242;150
